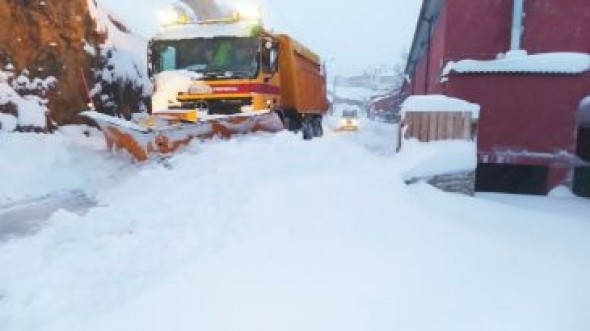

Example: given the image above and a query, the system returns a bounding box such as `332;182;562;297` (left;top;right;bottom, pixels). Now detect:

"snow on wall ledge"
401;94;481;119
443;51;590;76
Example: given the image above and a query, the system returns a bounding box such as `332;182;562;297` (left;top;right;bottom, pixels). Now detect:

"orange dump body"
276;34;329;114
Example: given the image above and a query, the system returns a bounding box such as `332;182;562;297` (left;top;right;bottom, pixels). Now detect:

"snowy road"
0;191;96;241
1;120;589;331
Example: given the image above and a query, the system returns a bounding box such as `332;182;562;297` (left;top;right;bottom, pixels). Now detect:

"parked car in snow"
338;109;359;131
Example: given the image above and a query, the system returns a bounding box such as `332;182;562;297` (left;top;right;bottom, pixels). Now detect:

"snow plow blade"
82;111;284;162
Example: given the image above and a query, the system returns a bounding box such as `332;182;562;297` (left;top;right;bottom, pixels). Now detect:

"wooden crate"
402;111;473;142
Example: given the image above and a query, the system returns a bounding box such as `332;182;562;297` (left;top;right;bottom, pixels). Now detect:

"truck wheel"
302;117;314;140
313;116;324;138
280;109;302;133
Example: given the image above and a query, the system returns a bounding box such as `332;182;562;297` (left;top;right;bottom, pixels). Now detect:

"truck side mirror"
262;41;279;74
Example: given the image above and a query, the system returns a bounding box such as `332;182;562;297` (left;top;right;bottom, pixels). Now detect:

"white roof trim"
443;51;590;76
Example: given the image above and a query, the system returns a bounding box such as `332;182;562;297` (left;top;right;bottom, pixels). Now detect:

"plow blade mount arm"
82;111;284;162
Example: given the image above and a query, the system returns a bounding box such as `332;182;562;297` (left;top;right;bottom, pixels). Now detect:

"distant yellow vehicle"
338;109;359;131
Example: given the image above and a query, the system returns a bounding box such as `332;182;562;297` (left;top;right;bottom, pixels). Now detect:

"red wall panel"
410;5;448;95
448;74;589;155
446;0;512;59
523;0;590;53
406;0;590;190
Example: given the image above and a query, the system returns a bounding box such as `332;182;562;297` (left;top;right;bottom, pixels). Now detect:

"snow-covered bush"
90;47;150;117
86;0;152;118
0;67;56;132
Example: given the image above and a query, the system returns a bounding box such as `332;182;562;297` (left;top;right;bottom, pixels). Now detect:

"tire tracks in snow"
0;190;96;242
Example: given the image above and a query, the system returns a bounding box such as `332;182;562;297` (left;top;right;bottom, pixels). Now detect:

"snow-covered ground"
0;120;589;331
0;126;129;206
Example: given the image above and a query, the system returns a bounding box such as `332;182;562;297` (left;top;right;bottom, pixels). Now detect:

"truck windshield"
150;37;260;79
342;109;358;118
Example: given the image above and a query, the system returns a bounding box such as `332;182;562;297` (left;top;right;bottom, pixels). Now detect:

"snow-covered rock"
0;0;105;126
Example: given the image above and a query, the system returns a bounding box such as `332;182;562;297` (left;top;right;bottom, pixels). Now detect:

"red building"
404;0;590;196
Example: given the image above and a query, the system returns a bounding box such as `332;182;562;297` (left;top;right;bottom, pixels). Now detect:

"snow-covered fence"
398;95;480;150
403;111;473;142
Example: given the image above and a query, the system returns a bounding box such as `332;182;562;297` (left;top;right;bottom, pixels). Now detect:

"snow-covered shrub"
0;67;56;132
87;0;152;118
90;47;150;117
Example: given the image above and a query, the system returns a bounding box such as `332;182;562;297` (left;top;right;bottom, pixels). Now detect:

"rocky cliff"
0;0;148;131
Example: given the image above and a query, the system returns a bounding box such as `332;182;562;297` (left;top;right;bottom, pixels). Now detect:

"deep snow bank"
0;126;589;331
0;127;125;205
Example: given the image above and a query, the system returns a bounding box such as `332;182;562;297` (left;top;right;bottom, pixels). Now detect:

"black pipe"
424;17;434;94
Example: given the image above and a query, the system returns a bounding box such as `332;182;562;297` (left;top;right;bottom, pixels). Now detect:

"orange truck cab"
148;15;329;139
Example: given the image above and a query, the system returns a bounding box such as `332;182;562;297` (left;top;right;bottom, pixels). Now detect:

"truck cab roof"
153;18;262;41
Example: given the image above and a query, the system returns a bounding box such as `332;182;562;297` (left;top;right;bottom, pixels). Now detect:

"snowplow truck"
84;15;329;162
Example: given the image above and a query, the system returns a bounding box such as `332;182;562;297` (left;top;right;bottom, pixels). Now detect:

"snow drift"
1;121;589;331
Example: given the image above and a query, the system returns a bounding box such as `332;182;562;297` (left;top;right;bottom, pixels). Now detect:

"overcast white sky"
104;0;422;76
260;0;422;75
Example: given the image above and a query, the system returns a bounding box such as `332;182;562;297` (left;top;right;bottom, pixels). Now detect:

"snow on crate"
443;51;590;76
401;94;480;119
399;95;478;191
400;94;480;113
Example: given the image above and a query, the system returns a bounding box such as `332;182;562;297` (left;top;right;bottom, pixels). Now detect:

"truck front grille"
173;97;253;115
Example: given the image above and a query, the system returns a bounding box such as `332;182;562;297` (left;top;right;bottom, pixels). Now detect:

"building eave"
404;0;445;77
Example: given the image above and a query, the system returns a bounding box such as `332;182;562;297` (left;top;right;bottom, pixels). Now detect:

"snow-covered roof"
153;20;259;40
443;51;590;75
401;94;480;118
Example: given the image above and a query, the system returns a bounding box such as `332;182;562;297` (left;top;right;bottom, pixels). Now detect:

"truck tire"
280;109;302;133
302;116;314;140
313;115;324;137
